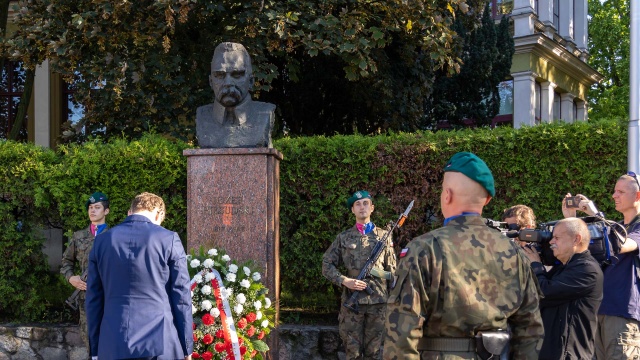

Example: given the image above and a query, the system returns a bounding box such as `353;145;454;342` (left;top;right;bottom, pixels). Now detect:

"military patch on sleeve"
399;248;409;258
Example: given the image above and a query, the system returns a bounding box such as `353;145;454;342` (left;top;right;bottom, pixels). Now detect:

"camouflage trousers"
595;314;640;360
339;303;386;360
78;300;90;353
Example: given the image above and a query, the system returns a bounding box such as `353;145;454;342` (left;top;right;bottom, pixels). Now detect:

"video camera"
486;217;613;267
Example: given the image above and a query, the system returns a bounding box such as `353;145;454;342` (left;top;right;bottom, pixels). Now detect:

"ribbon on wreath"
191;269;242;360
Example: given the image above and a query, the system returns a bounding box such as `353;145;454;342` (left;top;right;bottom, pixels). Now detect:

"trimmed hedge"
0;119;628;319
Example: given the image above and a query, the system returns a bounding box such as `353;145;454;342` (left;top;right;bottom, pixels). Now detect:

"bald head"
440;172;492;218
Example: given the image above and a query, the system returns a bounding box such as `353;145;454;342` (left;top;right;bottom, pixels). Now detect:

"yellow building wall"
511;52;589;101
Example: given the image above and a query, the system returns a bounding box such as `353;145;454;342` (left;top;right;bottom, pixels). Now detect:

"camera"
565;196;580;208
504;217;612;267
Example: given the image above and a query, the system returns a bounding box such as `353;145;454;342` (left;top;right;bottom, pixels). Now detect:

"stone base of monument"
184;147;282;359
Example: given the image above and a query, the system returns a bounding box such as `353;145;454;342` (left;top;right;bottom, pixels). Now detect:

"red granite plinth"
184;148;281;357
184;147;281;293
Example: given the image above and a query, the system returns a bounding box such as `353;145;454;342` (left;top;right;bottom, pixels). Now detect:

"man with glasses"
563;172;640;359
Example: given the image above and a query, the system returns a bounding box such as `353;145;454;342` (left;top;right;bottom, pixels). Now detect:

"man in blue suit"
86;192;193;360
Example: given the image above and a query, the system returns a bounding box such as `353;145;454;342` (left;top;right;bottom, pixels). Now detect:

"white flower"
205;272;215;282
210;307;220;318
234;304;244;314
240;279;250;288
186;254;192;261
208;248;218;256
193;274;203;284
236;293;246;304
201;300;213;311
203;258;214;268
256;311;263;320
201;285;212;295
254;301;262;310
261;319;269;328
222;254;231;262
252;272;261;281
192;305;197;314
190;259;201;268
243;266;251;276
264;297;272;308
224;287;233;297
226;272;236;282
229;264;238;273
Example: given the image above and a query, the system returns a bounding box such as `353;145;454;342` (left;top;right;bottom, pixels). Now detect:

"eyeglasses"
628;171;640;189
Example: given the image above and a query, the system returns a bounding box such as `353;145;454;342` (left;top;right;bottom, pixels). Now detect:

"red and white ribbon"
191;269;241;360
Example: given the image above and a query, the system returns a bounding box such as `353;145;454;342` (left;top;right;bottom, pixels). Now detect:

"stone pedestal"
183;147;282;358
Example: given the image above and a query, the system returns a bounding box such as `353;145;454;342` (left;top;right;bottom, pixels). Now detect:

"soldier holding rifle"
322;190;397;360
384;152;544;360
60;192;110;355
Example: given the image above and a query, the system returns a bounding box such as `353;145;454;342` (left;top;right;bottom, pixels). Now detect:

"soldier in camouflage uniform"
60;192;110;354
384;152;544;360
323;190;396;360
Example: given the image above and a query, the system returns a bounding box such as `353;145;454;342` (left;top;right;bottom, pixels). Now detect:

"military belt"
417;337;476;352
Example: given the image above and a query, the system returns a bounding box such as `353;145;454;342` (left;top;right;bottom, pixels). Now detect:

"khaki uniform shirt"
384;215;544;359
322;226;396;304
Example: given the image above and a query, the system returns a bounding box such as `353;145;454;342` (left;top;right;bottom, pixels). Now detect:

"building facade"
492;0;603;128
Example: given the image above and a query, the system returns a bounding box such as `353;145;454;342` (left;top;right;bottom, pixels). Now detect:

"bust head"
209;42;254;107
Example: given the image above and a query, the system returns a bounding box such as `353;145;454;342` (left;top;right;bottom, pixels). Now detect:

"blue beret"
346;190;371;209
444;152;495;197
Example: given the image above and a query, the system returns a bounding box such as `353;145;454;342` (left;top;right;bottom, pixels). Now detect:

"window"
553;91;561;120
0;61;28;140
492;80;514;128
553;0;560;29
535;82;541;123
497;80;514;115
490;0;514;18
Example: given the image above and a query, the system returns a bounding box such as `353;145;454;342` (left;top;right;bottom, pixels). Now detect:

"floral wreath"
188;247;275;360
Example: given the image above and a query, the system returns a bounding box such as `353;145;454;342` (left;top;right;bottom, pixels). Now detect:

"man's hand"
342;278;367;291
522;245;542;263
184;355;192;360
69;275;87;291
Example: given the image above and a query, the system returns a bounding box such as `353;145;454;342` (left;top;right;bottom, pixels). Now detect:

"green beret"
444;152;495;197
86;191;109;209
346;190;371;209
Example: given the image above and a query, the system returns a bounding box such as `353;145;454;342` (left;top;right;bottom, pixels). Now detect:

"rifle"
343;200;414;313
65;269;88;311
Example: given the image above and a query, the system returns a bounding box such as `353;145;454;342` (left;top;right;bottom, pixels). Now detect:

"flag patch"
399;248;409;258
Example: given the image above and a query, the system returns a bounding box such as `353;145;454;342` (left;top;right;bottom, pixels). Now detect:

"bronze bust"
196;42;275;148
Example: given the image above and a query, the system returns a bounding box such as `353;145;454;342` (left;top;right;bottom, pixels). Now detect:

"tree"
1;0;33;141
425;3;514;128
587;0;630;120
4;0;484;141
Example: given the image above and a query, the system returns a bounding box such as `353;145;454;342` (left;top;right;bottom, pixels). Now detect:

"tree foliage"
4;0;483;141
425;4;514;127
587;0;630;120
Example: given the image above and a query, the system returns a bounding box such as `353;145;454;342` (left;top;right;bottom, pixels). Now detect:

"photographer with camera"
503;204;536;247
522;217;603;359
564;173;640;360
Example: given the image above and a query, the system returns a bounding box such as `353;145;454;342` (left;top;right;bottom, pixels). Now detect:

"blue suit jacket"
86;214;194;359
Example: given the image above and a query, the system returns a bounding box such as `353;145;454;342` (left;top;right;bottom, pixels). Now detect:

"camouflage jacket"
384;215;544;360
322;226;396;305
60;225;106;281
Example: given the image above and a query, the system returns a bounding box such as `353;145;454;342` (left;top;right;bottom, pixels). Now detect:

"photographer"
503;205;536;247
522;217;603;360
502;204;536;230
565;173;640;360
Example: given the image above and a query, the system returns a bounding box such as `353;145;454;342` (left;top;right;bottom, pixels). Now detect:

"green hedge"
0;119;628;319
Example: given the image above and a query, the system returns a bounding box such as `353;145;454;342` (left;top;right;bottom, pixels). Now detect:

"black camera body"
495;217;612;267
